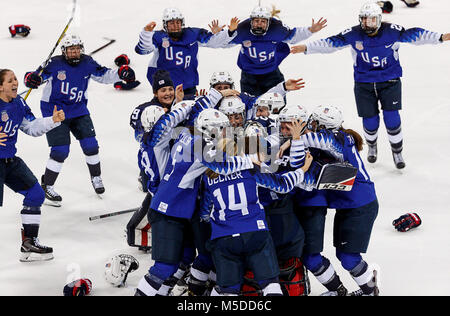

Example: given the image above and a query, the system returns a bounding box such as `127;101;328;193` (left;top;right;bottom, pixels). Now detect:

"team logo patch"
57;71;66;81
355;41;364;51
162;38;170;48
1;111;9;122
323;107;329;114
243;40;252;48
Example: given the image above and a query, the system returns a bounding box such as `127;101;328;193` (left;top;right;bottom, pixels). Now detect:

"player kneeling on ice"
199;133;313;296
24;34;137;206
0;69;65;262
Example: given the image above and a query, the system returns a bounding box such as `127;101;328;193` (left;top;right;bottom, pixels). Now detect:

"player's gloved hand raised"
118;65;135;83
114;54;130;67
393;213;422;232
63;278;92;296
114;80;141;90
24;72;43;89
9;24;31;37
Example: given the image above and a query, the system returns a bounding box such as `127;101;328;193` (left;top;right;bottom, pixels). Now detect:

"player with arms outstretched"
291;2;450;169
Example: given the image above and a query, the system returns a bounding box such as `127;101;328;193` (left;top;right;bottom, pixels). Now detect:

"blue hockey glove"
24;71;43;89
118;65;135;83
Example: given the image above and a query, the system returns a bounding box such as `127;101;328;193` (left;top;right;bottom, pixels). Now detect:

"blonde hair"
205;138;238;179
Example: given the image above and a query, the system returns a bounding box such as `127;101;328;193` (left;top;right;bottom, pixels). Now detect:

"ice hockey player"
0;69;65;261
135;7;238;99
225;5;326;97
293;105;379;296
24;34;136;206
291;2;450;169
200;137;313;296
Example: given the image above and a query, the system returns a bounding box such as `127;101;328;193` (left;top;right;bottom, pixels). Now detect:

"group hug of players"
1;1;448;296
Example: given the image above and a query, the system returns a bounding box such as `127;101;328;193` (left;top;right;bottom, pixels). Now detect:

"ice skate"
41;176;62;207
20;237;54;262
392;151;405;169
348;270;380;296
320;284;348;296
91;176;105;195
367;144;377;163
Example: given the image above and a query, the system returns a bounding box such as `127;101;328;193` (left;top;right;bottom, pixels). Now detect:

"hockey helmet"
359;2;382;34
162;7;185;39
210;71;235;90
141;105;165;132
250;6;272;35
104;254;139;287
61;34;85;65
195;108;230;138
308;105;344;131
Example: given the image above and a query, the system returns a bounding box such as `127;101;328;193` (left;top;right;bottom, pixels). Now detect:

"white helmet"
162;7;185;33
61;34;84;65
244;120;268;138
195;108;230;138
278;105;308;123
210;71;235;90
250;6;272;35
218;96;246;116
104;254;139;287
141;105;165;132
359;2;382;34
256;92;285;113
308;105;344;131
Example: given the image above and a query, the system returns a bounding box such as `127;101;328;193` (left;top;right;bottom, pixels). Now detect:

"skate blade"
20;252;54;262
44;200;62;207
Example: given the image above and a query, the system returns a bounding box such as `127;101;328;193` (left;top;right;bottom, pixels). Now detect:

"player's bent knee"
23;182;45;207
80;137;99;156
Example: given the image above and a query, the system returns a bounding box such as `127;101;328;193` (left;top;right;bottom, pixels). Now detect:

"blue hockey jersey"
149;127;256;219
40;55;119;119
135;27;233;89
305;23;442;82
0;96;60;158
300;130;377;209
229;18;313;74
201;167;305;240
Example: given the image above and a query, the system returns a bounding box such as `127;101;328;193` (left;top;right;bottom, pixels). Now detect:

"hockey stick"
89;207;139;221
19;37;116;97
88;37;116;55
23;0;77;100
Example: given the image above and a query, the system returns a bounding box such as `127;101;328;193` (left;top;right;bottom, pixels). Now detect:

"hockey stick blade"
89;207;139;221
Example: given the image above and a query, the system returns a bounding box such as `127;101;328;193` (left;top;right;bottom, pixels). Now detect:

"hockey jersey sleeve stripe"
301;132;344;161
202;155;254;175
284;26;313;44
400;28;441;45
135;30;156;55
306;36;349;54
255;169;304;194
289;139;306;168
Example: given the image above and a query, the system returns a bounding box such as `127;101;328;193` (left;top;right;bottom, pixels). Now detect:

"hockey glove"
24;72;43;89
114;80;140;90
118;65;135;83
63;278;92;296
9;24;31;37
114;54;130;67
392;213;421;232
377;1;393;13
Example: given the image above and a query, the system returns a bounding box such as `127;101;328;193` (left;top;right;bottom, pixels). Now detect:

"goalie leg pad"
241;271;262;296
279;257;310;296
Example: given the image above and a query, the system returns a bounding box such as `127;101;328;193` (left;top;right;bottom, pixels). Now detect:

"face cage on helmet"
211;80;235;90
359;15;381;34
163;18;185;35
250;17;270;36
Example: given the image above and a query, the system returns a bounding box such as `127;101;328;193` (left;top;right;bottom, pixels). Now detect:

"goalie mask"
210;71;235;90
250;6;272;36
61;34;85;66
162;7;185;40
359;2;382;35
308;105;344;132
140;105;165;132
104;254;139;287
